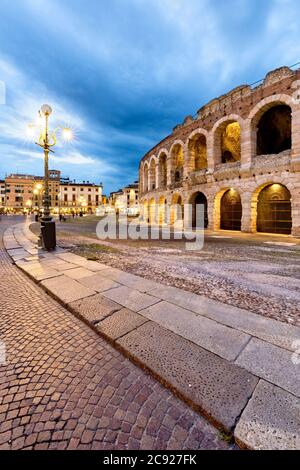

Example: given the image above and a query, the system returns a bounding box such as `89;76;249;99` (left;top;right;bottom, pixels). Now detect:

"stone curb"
4;222;300;450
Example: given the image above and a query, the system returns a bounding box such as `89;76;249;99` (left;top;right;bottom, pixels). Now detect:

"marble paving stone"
80;260;111;272
7;248;29;257
56;252;92;264
78;273;121;293
236;338;300;397
102;267;160;292
102;285;160;312
56;252;109;271
63;267;96;280
41;275;96;304
19;263;63;281
139;301;251;361
149;285;300;351
97;308;148;340
117;321;258;432
39;259;78;271
69;294;122;323
235;380;300;450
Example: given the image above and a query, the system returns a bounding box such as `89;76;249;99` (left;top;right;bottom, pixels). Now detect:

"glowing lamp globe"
40;104;52;116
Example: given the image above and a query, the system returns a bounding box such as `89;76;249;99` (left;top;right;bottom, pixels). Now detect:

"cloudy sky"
0;0;300;194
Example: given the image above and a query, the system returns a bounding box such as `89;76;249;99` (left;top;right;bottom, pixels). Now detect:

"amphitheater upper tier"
139;66;300;236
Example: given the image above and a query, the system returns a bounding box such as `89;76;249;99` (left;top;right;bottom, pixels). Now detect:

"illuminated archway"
220;189;242;231
143;164;149;192
149;198;156;224
170;193;184;225
158;196;167;225
171;144;184;183
143;200;149;223
214;119;241;164
257;184;292;234
188;134;207;171
158;153;167;188
149;159;156;191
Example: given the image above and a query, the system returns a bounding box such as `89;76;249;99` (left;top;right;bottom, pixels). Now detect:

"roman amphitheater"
139;66;300;236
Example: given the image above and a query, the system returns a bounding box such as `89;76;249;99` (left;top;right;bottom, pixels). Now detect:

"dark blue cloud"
1;0;300;194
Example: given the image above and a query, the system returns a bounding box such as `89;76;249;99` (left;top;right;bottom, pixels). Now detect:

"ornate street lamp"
27;104;73;250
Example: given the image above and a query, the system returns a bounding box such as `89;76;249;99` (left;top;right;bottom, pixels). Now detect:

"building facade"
2;171;103;214
60;177;102;213
109;181;139;215
139;66;300;236
0;180;5;210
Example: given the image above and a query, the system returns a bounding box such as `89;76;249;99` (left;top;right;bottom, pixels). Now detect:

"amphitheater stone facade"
139;67;300;236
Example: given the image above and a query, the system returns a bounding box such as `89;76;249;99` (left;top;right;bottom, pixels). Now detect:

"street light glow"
26;124;36;139
61;127;73;142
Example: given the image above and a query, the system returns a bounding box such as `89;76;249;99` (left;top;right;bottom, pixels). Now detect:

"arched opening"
220;189;242;231
149;159;156;190
149;198;156;224
171;144;184;183
188;134;207;171
143;200;149;223
217;121;241;164
170;193;184;225
158;196;167;225
189;192;208;229
257;184;292;234
158;153;167;188
257;105;291;156
143;164;149;192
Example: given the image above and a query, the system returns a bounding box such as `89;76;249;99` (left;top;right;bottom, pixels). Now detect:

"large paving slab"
7;248;30;260
56;252;109;272
236;338;300;397
18;262;63;281
41;275;96;304
102;285;160;312
55;251;87;263
139;301;250;361
63;267;96;280
69;293;122;323
3;239;20;250
149;285;300;351
97;308;148;340
102;267;160;292
117;321;258;432
39;259;78;271
235;380;300;450
78;273;121;293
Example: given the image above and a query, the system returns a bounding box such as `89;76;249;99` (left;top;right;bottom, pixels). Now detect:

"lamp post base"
40;219;56;251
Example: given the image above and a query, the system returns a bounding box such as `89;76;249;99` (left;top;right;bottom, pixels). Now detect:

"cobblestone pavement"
0;217;232;450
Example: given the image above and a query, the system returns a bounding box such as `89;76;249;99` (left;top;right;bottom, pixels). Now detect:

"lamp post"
27;104;73;250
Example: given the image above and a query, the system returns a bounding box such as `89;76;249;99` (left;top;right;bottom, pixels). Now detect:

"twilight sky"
0;0;300;195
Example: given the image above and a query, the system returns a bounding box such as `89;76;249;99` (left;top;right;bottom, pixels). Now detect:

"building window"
64;194;68;202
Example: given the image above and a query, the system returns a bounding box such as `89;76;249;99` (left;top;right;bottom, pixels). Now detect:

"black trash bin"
41;221;56;251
